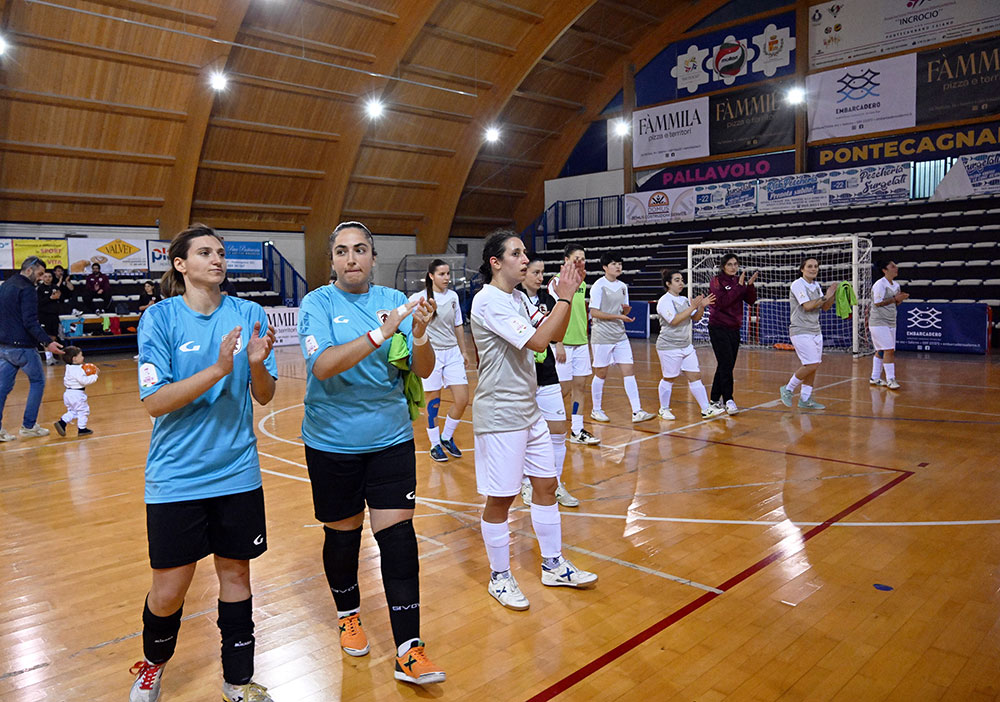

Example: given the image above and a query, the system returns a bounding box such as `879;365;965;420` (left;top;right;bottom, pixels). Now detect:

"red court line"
524;470;914;702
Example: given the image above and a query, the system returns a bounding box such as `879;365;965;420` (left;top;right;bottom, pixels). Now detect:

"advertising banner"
693;180;757;218
633;97;709;168
224;241;264;272
916;35;1000;126
640;12;795;104
68;237;147;273
263;306;299;347
809;0;1000;70
807;54;916;141
0;238;13;270
827;162;910;206
637;151;794;191
147;240;172;273
624;187;696;225
758;173;831;213
895;302;988;354
709;81;796;155
931;150;1000;200
808;121;1000;169
13;239;68;269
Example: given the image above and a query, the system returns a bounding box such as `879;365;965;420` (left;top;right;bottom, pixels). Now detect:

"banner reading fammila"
632;97;710;168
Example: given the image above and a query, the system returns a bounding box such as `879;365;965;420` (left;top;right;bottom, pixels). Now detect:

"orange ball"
81;363;99;376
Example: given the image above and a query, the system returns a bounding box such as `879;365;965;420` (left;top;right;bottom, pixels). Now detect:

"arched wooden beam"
156;0;251;240
511;0;735;231
418;1;598;255
301;0;444;290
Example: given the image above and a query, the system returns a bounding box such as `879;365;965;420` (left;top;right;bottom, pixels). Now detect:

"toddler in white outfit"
54;345;98;437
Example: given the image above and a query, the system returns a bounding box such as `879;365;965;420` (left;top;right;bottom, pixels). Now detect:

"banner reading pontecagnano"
0;238;13;269
809;0;1000;70
13;239;68;268
808;121;1000;169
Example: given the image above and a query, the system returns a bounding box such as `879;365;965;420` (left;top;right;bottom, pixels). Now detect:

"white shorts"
790;333;823;365
591;339;633;368
555;343;592;382
869;326;896;351
423;345;467;392
62;389;90;419
474;416;555;497
656;345;700;378
535;384;566;422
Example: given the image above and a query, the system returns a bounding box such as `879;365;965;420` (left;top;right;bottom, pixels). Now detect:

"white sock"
441;415;460;441
800;384;813;401
623;376;642;413
872;356;883;381
397;638;420;657
426;425;440;446
688;379;710;411
787;375;802;392
571;413;583;434
884;363;895;380
590;377;605;412
658;379;673;410
480;519;510;573
530;502;562;560
551;433;567;478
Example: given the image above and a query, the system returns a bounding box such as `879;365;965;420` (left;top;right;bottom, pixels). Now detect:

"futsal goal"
687;235;873;355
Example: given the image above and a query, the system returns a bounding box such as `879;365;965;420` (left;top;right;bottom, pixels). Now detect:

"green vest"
563;280;588;346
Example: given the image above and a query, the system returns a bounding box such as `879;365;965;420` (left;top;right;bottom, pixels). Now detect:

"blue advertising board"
224;241;264;272
895;302;989;354
624;301;650;339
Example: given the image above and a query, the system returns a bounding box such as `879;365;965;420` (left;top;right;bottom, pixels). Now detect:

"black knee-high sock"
374;520;420;650
142;597;183;665
218;597;254;686
323;525;363;614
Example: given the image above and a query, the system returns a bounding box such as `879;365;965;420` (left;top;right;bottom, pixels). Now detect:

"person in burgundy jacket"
83;262;111;313
707;254;757;415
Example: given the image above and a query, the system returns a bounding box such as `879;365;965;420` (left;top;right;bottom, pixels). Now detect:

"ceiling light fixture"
613;119;630;137
786;86;806;105
209;71;228;91
485;126;501;143
365;98;385;119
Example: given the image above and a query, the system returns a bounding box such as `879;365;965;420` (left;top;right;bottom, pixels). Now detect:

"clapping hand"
411;297;437;338
247;321;276;366
216;326;242;375
701;293;716;307
553;258;585;300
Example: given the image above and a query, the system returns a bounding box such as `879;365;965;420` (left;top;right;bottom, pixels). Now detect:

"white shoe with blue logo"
488;570;529;610
541;556;598;588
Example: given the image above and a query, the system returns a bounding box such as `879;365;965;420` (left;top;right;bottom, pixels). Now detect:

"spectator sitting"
83;263;111;313
138;281;162;313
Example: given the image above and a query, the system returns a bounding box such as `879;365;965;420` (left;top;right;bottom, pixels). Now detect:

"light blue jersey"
298;283;414;453
137;295;277;504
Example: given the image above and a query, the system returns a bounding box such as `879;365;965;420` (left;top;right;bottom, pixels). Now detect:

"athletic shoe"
590;409;610;422
78;428;94;437
701;404;726;419
0;429;16;442
488;570;530;610
555;482;579;508
338;613;369;657
429;444;448;462
541;556;598;588
569;429;600;445
725;400;740;416
53;419;67;437
869;378;886;387
520;480;532;506
779;385;794;407
222;681;274;701
657;407;675;420
440;437;462;458
45;356;57;366
798;398;826;410
631;410;655;423
886;378;901;390
18;424;49;438
129;660;164;702
394;641;446;685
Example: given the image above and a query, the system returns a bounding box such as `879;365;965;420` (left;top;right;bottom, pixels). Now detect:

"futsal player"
780;257;837;410
869;260;908;389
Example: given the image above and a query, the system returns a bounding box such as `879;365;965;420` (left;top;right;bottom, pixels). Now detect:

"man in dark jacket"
0;256;65;441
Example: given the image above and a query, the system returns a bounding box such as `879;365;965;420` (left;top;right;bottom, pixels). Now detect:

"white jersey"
409;288;462;349
589;277;629;345
470;285;543;434
656;292;693;350
789;278;823;336
63;364;98;391
869;277;900;327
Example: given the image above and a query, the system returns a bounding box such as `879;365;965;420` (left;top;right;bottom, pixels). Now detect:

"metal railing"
263;242;307;307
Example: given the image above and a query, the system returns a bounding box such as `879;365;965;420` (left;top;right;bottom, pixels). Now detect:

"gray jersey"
470;285;543;434
789;278;823;336
589;277;629;345
869;277;900;327
655;293;693;350
409;288;461;349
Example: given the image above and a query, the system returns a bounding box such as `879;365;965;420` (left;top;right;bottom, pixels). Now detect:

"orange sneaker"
394;641;446;685
338;613;369;657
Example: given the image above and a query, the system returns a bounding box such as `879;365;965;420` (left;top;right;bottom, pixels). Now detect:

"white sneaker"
555;482;579;508
569;429;600;445
129;660;165;702
701;404;726;419
886;378;901;390
0;428;16;442
590;409;610;422
520;480;532;506
18;424;50;438
869;378;886;387
541;556;598;588
657;407;675;420
488;571;530;610
222;681;274;701
725;400;739;415
631;409;655;423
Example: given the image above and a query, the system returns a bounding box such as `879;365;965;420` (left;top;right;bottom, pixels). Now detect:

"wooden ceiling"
0;0;730;285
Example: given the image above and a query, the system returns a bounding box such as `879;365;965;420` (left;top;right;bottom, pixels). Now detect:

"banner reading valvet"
13;239;68;268
68;237;147;273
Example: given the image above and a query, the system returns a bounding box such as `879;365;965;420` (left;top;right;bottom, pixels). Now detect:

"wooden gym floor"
1;340;998;701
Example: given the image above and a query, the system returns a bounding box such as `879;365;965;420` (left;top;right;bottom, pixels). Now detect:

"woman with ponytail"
408;259;474;462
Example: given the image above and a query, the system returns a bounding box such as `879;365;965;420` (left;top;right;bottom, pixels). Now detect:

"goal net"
687;235;873;355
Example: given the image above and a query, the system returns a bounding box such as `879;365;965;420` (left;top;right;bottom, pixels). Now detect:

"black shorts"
305;440;417;523
146;487;267;569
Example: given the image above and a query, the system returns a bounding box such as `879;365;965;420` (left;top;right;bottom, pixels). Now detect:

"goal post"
686;235;873;355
